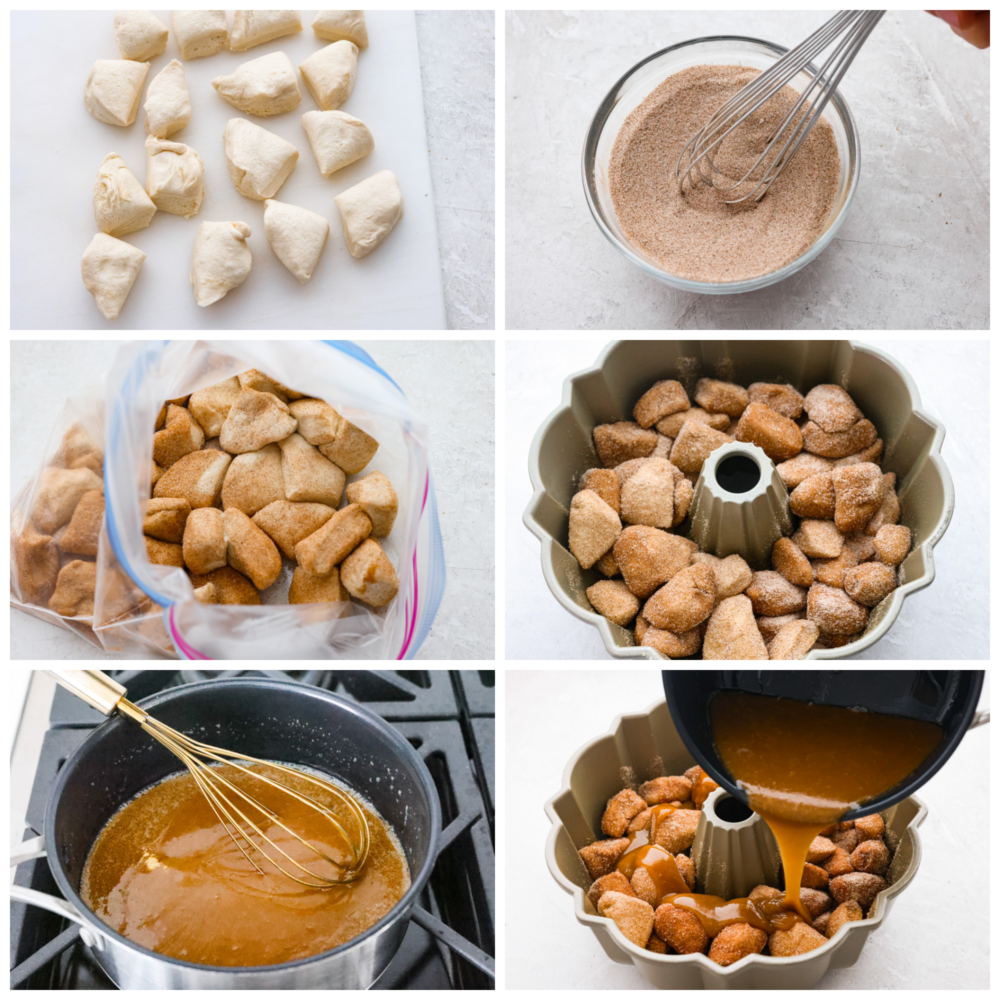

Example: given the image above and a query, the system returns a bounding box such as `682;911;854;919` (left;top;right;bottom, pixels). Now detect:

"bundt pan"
523;340;954;659
544;699;926;989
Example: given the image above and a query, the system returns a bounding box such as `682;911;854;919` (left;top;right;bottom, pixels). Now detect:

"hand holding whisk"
50;670;370;889
676;10;884;204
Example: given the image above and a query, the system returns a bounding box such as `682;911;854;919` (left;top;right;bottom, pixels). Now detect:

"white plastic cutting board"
11;11;446;330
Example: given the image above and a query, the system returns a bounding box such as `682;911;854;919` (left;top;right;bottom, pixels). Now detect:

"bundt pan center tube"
524;340;955;659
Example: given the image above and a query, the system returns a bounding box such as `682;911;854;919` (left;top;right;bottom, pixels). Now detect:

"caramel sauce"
80;764;410;967
660;892;802;936
709;690;942;922
689;766;720;809
617;844;690;898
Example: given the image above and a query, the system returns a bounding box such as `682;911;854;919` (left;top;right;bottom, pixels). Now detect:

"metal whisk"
51;670;370;889
677;10;885;203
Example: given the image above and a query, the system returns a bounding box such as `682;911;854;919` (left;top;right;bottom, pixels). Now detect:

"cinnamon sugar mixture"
609;64;840;283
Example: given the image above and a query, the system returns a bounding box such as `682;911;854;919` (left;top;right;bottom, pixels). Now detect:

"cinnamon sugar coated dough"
609;65;839;282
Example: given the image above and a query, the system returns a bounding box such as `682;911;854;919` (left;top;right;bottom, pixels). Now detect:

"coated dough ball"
223;118;299;201
81;233;146;321
145;136;206;218
299;40;358;111
93;153;156;237
263;199;330;284
334;170;404;258
145;59;192;138
84;59;149;127
302;110;374;177
212;51;301;117
190;222;252;308
311;10;368;49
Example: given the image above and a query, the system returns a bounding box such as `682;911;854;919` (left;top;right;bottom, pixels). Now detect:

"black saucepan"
26;677;441;989
662;669;986;820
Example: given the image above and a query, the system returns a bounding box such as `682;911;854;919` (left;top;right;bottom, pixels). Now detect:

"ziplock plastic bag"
11;340;446;659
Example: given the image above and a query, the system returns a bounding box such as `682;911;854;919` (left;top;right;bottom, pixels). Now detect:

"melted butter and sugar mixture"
706;690;942;922
81;764;410;967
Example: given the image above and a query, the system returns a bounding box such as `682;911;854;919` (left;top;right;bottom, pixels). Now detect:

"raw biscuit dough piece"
190;221;252;307
312;10;368;48
33;468;103;534
183;507;227;575
145;59;192;138
114;11;169;61
229;10;303;51
84;59;149;127
288;564;349;604
276;433;345;505
49;561;98;618
188;376;242;438
341;539;399;608
299;40;358;111
219;389;298;452
222;509;282;590
302;109;374;176
263;199;330;283
145;136;206;217
173;10;229;60
224;118;300;201
93;153;157;237
334;170;403;258
81;233;146;321
212;51;301;117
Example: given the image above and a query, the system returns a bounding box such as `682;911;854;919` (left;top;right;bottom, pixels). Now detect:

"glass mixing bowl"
582;36;861;295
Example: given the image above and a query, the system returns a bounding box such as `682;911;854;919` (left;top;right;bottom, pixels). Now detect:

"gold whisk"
50;670;370;888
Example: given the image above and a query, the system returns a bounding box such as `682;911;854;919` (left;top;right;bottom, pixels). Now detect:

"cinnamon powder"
609;64;840;283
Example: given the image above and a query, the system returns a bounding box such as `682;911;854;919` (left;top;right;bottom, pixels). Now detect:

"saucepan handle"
969;709;989;729
46;669;127;716
10;834;89;928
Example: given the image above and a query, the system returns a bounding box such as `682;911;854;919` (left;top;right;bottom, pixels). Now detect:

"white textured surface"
507;670;990;989
11;11;447;330
506;11;989;329
506;339;988;659
417;11;496;330
11;340;495;660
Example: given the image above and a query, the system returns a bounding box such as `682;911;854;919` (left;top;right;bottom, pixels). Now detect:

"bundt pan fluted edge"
543;699;927;989
523;340;954;659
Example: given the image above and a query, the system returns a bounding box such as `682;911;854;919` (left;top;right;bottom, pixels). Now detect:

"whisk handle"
47;669;127;716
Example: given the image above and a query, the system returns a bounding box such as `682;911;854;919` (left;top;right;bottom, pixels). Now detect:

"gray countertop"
418;11;495;330
505;338;988;659
11;340;495;660
506;10;989;330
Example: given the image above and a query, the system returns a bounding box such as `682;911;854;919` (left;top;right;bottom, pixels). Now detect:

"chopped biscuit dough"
295;503;371;575
56;424;103;474
220;389;298;453
153;404;206;469
85;59;149;127
252;500;336;559
14;520;60;606
189;566;260;605
145;137;205;217
222;443;286;515
341;539;399;607
190;221;252;307
289;564;349;604
224;118;300;201
143;497;191;544
81;233;146;321
153;449;231;508
145;536;184;568
114;10;169;61
302;110;374;176
93;154;157;238
345;471;398;537
223;508;282;590
299;40;359;111
334;170;403;258
49;560;98;618
277;433;345;505
237;369;303;401
33;467;104;534
213;52;301;117
287;398;340;444
189;377;242;438
229;10;303;51
183;507;227;575
263;199;330;284
145;60;192;139
59;490;105;556
312;10;368;48
173;10;229;60
193;582;218;603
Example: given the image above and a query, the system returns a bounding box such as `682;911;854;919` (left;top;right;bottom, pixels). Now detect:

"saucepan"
662;669;987;820
10;677;442;990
